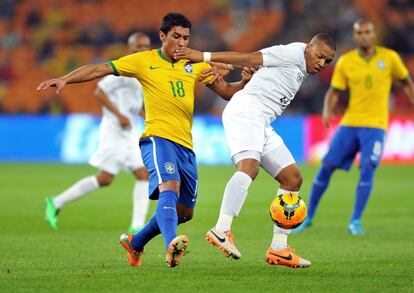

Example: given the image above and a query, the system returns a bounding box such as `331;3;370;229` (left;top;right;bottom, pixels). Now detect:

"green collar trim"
358;47;377;63
157;48;176;67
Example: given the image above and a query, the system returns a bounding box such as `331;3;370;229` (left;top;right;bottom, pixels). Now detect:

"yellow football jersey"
331;46;409;130
110;48;214;149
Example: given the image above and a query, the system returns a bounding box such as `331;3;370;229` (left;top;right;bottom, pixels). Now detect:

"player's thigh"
222;102;266;158
177;148;198;209
260;127;294;177
358;127;385;167
139;137;181;199
323;126;359;170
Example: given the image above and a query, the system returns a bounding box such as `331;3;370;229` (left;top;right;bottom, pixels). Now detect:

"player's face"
160;26;190;60
304;40;335;75
353;23;376;50
128;36;151;54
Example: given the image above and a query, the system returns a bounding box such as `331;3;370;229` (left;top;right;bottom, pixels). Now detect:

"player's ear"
159;31;166;42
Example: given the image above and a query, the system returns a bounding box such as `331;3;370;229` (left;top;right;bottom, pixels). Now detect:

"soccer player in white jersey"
174;33;336;268
45;33;152;233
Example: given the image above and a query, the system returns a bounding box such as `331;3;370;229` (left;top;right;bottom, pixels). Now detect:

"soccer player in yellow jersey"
37;12;254;268
295;19;414;235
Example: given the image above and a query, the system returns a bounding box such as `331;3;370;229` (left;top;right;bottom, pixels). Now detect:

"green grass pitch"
0;164;413;292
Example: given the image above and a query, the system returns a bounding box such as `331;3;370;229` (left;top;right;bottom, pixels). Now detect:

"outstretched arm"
174;47;263;67
94;87;131;130
400;76;414;107
322;87;342;128
207;66;257;101
36;63;114;94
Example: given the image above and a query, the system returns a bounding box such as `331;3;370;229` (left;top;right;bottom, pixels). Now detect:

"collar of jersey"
357;47;377;63
157;48;180;67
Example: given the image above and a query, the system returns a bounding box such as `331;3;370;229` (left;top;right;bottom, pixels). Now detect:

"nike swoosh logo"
268;252;293;261
150;66;161;70
210;230;226;243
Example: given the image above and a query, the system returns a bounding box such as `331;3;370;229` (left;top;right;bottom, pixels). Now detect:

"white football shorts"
89;125;144;175
222;93;295;177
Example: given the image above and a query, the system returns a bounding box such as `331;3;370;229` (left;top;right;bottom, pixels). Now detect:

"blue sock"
156;190;178;250
307;164;335;220
131;214;160;252
351;164;375;221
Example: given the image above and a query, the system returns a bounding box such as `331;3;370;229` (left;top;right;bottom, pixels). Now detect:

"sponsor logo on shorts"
164;162;175;174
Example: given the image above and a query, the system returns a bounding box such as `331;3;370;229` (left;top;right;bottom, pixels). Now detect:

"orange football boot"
119;233;143;267
265;247;311;268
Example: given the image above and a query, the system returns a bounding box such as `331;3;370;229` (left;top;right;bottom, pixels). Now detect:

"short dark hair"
160;12;191;34
311;33;336;51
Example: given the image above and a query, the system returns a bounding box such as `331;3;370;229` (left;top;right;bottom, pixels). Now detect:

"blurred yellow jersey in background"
331;46;409;130
110;48;213;149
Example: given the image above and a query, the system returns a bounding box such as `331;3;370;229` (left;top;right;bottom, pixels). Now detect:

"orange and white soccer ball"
269;193;307;229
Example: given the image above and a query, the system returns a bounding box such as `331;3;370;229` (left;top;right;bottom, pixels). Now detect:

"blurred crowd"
0;0;413;115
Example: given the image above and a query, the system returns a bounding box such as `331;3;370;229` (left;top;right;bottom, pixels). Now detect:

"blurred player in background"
38;12;255;268
44;32;152;234
295;19;414;235
175;33;336;268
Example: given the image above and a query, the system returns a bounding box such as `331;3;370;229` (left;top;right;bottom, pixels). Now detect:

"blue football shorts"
139;136;198;208
323;126;385;170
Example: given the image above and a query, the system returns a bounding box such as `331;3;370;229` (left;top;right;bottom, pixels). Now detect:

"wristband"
203;52;212;62
227;64;235;71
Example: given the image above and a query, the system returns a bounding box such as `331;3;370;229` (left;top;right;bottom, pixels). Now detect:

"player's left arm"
399;76;414;107
391;51;414;106
207;66;257;101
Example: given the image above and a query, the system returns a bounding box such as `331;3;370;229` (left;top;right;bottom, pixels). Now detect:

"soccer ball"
269;193;307;229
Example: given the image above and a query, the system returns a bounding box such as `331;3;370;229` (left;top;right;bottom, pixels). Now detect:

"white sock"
277;188;298;195
131;180;150;230
271;188;297;250
271;225;291;250
53;176;99;209
216;171;252;232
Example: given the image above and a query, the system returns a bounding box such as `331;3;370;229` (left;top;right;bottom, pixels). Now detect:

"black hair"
160;12;192;34
311;33;336;51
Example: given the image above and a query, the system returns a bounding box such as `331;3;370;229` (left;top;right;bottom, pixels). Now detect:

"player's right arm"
323;56;347;128
94;87;131;130
322;87;341;128
174;47;263;66
36;63;114;94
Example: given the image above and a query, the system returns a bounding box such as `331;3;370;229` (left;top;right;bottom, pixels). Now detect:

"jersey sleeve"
109;53;144;78
390;51;409;80
330;56;347;91
196;62;215;85
260;44;296;67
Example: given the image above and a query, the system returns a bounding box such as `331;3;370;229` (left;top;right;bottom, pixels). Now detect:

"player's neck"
358;47;375;60
160;47;174;63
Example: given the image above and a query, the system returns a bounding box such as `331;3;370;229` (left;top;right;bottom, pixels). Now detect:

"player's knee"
134;167;149;181
97;174;113;187
159;180;180;193
360;163;376;183
236;159;260;180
